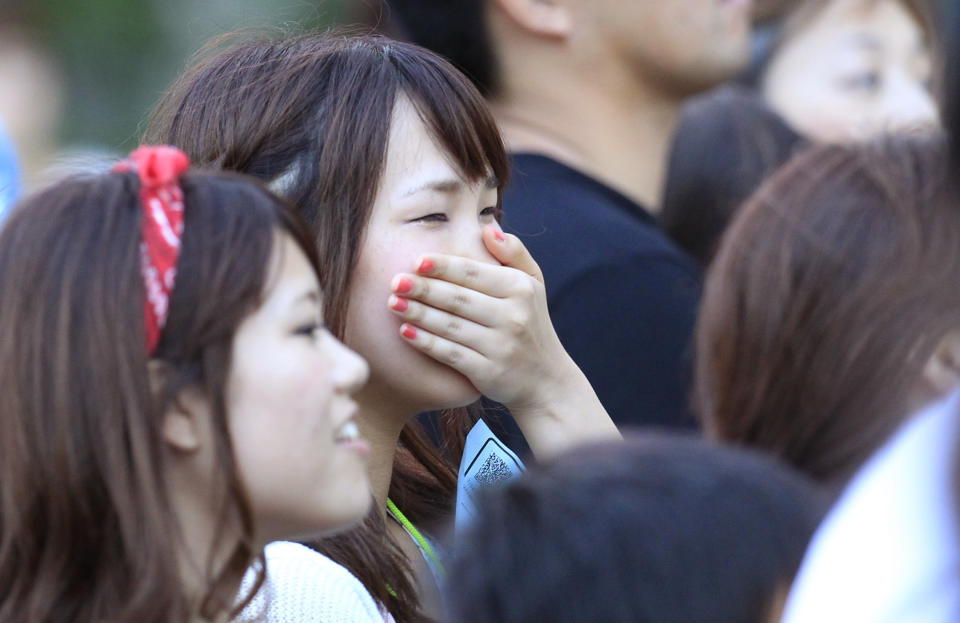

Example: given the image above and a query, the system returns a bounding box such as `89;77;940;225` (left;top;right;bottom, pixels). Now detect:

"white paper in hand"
456;419;525;534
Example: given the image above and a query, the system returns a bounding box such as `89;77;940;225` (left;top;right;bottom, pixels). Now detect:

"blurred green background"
0;0;364;185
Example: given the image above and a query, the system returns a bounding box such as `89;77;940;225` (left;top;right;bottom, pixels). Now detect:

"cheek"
344;241;417;364
766;64;863;141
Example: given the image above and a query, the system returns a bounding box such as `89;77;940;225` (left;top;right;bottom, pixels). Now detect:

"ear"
149;360;204;453
920;331;960;398
492;0;572;39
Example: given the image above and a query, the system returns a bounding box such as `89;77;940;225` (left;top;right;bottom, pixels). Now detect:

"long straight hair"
0;170;322;623
145;32;510;621
696;134;960;488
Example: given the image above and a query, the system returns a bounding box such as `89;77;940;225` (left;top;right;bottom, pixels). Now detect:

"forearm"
506;353;621;461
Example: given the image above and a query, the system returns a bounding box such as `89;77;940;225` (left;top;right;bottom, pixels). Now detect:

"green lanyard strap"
386;497;446;578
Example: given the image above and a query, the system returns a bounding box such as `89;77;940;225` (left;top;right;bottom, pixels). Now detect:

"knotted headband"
112;146;190;355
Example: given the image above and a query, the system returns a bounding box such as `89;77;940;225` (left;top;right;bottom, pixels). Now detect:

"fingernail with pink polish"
393;276;413;294
401;324;417;340
417;258;435;274
389;295;409;312
494;228;505;243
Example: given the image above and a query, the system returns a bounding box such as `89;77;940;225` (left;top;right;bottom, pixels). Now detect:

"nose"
449;215;499;265
327;331;369;394
884;75;940;132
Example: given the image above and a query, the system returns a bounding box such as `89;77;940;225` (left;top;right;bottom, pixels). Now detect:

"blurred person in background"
447;434;827;623
371;0;755;428
758;0;940;142
696;134;960;491
778;4;960;621
0;123;20;224
658;0;937;269
659;87;804;267
0;27;62;191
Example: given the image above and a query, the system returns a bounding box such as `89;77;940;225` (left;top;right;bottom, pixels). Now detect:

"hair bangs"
392;46;509;203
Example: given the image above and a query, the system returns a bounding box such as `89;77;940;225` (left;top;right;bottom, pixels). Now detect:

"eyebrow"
294;290;320;305
401;174;499;198
844;32;883;52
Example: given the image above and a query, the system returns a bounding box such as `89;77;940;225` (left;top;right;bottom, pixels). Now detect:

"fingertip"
416;256;435;275
392;275;414;294
388;294;409;312
485;223;506;243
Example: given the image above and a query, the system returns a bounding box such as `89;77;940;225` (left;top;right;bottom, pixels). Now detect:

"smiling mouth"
334;420;362;443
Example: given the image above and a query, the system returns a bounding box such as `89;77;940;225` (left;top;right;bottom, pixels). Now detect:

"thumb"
483;224;544;284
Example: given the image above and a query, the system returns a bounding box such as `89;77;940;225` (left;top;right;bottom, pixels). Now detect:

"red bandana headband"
112;146;190;355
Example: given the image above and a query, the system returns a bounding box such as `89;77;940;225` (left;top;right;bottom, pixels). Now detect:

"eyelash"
840;71;882;92
294;323;323;339
414;213;448;223
412;207;498;223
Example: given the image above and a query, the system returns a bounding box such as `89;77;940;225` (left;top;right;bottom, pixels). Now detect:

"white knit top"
234;541;393;623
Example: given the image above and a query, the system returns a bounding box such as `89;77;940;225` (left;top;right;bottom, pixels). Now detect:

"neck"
491;54;684;211
169;472;244;623
355;387;416;518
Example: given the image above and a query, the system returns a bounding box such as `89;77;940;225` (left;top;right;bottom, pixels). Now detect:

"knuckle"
420;333;436;353
443;346;462;366
463;264;481;286
515;279;537;301
506;311;528;336
451;292;470;313
446;316;463;334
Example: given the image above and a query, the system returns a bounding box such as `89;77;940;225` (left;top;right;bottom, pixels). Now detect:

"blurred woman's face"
762;0;938;142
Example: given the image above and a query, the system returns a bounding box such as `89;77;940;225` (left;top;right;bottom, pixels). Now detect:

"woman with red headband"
0;146;374;623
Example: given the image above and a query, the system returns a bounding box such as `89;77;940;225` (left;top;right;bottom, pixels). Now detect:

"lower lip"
338;438;370;457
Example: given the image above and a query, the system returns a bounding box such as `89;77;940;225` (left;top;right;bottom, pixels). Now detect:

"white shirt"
781;389;960;623
234;541;393;623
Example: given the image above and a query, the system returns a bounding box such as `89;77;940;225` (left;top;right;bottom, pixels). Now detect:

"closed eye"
294;323;322;339
480;207;498;220
839;71;882;93
411;213;448;223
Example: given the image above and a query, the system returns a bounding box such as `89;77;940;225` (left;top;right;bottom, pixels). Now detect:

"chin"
387;353;482;413
318;498;374;538
417;355;483;409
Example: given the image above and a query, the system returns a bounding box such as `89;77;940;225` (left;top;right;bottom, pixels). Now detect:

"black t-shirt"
502;153;701;430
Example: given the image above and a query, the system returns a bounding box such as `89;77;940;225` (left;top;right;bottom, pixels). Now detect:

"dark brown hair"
144;32;510;621
696;134;960;488
0;169;322;623
661;86;804;266
448;433;826;623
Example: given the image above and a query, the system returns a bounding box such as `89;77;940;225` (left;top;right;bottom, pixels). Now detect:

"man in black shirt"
378;0;753;427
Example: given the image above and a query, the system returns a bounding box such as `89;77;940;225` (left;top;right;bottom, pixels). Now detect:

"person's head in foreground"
447;434;827;623
760;0;940;142
0;146;370;623
697;133;960;489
